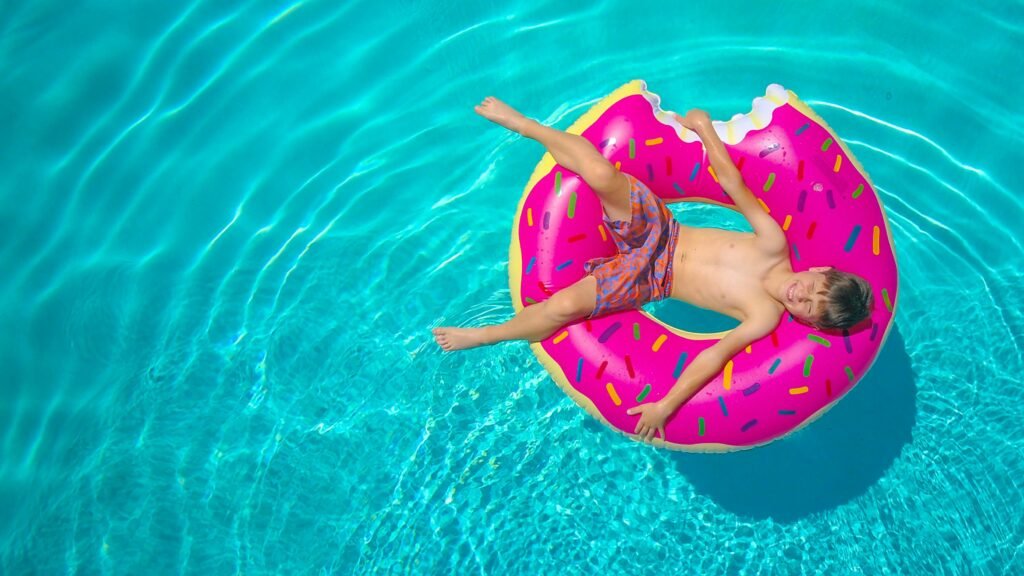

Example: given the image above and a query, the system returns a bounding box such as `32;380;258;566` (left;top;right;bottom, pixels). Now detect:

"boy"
433;96;872;441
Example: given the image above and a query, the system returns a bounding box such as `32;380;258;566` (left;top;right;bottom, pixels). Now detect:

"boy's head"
782;266;873;330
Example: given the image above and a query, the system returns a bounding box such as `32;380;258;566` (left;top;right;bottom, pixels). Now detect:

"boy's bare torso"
669;224;788;323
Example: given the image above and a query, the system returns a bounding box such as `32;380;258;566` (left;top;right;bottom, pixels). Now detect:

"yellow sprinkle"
527;208;533;227
757;198;771;213
745;345;752;354
645;137;663;146
606;383;622;406
615;161;621;170
652;334;667;352
783;214;792;231
708;166;719;183
598;224;607;242
833;154;842;172
789;386;809;395
553;330;569;344
723;360;733;390
872;225;880;256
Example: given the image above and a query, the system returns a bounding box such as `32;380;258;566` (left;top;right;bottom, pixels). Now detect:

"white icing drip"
645;83;790;145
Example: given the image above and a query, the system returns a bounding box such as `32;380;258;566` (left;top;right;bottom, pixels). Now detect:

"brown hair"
818;269;873;330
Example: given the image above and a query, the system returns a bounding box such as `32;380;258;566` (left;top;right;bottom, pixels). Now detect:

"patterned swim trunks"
583;175;680;319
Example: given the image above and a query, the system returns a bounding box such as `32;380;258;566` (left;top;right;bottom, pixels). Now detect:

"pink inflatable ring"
509;81;898;451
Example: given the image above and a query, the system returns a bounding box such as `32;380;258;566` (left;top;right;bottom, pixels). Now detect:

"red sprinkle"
807;222;817;239
665;156;672;176
538;281;552;295
624;355;635;378
567;233;587;243
595;360;608;379
825;378;832;397
585;320;592;332
797;160;805;181
770;332;779;347
736;157;746;171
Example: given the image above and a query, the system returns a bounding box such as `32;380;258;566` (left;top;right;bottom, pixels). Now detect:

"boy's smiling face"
780;266;832;326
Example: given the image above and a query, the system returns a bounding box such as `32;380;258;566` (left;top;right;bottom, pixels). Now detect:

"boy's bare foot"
474;97;532;135
432;327;489;352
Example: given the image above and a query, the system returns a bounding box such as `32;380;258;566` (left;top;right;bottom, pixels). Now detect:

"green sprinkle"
763;172;776;192
853;183;865;199
821;138;833;152
636;384;651;402
808;334;831;347
554;172;562;196
698;417;705;437
567;191;577;218
629;138;636;159
882;288;893;312
845;366;855;382
633;322;641;340
803;354;814;377
525;297;537;304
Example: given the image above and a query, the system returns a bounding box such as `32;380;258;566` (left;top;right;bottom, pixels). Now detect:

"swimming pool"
1;0;1022;573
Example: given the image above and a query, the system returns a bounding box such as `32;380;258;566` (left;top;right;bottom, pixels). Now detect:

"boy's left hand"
626;401;672;442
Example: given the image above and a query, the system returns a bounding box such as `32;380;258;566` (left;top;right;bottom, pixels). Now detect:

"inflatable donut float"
509;81;898;451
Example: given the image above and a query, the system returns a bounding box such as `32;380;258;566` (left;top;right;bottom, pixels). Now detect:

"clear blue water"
2;0;1023;573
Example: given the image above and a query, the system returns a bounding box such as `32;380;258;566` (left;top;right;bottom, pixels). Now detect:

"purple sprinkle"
826;189;835;209
741;419;758;432
758;143;780;158
647;163;654;182
870;322;878;341
599;138;612;149
797;189;807;212
543;211;550;230
843;329;852;353
598;321;621;343
742;383;761;396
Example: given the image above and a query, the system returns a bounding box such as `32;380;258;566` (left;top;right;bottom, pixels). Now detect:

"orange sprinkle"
723;360;733;390
757;198;771;213
652;334;667;352
598;224;607;242
527;208;533;227
789;386;809;395
606;383;622;406
708;166;719;183
745;345;752;354
645;137;663;146
833;154;842;172
872;225;880;256
782;214;792;231
615;161;621;170
553;330;569;344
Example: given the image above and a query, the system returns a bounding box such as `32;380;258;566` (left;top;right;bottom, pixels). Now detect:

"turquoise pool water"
2;0;1023;573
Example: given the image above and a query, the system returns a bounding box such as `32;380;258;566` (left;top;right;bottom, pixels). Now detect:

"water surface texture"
2;1;1023;574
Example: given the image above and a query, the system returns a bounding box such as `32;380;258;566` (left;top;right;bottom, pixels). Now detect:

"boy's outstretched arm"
677;110;786;252
627;315;776;442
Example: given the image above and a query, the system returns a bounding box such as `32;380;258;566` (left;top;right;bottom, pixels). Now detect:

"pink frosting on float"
509;81;899;451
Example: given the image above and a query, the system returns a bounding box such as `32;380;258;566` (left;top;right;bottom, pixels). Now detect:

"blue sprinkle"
555;259;573;271
526;257;536;274
741;419;758;431
742;383;761;396
576;358;584;382
778;409;797;416
792;243;801;261
598;322;621;343
673;352;689;378
672;182;685;196
718;396;728;416
844;225;862;252
795;123;809;136
689;162;700;181
768;358;781;374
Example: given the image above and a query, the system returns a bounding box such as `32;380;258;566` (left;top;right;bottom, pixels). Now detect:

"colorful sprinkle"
833;154;842;172
843;329;853;353
882;288;892;311
555;259;573;271
672;182;685;196
872;225;880;256
808;334;831;347
797;189;807;212
598;224;607;242
624;355;635;379
673;352;689;378
795;123;810;135
797;159;805;181
645;137;663;146
792;242;801;261
783;214;792;231
769;358;781;374
554;172;562;196
790;386;809;395
853;183;865;199
632;323;641;340
567;233;586;243
526;256;536;274
595;360;608;379
770;332;779;347
606;383;622;406
553;330;569;344
537;281;552;295
821;137;833;152
745;344;752;354
870;322;879;341
646;163;654;182
527;208;534;227
629;138;636;159
736;157;745;171
576;358;583;382
718;396;728;416
636;384;651;402
757;198;771;213
568;192;577;218
742;383;761;396
698;417;706;436
543;211;551;230
665;156;672;176
525;297;537;305
825;378;832;397
763;172;776;192
708;165;719;183
844;225;862;252
759;143;780;158
826;189;835;209
741;419;758;432
615;161;621;170
585;320;592;332
723;360;733;390
598;322;621;343
652;334;667;352
599;138;613;149
807;221;817;239
844;366;855;382
689;162;700;181
803;355;814;377
778;409;796;415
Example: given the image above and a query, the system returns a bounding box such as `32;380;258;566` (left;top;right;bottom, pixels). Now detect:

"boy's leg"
475;97;632;222
433;276;597;352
